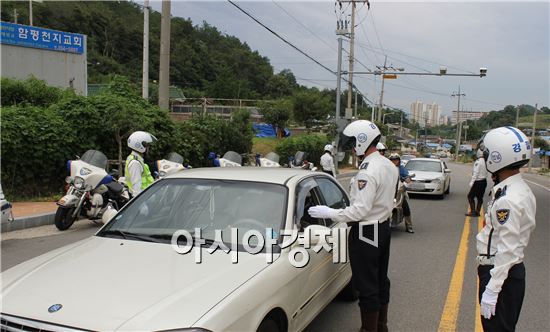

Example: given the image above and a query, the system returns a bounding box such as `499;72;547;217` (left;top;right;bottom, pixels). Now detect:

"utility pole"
158;0;171;110
515;105;520;127
345;1;357;120
377;55;388;123
528;104;538;172
29;0;33;26
399;111;403;137
142;0;150;99
354;90;358;118
452;86;465;160
13;9;18;24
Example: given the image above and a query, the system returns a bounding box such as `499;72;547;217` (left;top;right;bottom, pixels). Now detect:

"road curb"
1;212;56;233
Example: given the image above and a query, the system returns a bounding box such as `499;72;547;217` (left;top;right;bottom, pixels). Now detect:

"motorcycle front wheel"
54;206;77;231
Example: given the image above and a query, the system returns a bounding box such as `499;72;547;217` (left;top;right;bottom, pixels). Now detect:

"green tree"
258;99;293;138
534;137;549;150
292;89;333;129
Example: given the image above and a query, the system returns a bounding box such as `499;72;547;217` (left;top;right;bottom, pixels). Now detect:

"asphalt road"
1;163;549;331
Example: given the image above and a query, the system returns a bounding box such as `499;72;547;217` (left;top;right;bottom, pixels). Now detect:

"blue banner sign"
0;21;84;54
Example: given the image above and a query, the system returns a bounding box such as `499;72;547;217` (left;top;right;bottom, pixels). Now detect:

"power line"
227;0;336;76
368;10;386;56
271;1;337;53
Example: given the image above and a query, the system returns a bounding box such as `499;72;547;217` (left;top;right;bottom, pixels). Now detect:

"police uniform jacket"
470;157;488;185
320;152;336;175
333;151;398;225
476;173;536;292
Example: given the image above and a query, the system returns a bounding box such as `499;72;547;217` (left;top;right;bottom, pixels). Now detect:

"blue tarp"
253;123;290;138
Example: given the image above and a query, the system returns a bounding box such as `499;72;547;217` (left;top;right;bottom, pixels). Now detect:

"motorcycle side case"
57;194;79;207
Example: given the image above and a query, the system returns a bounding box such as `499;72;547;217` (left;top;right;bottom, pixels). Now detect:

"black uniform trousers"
478;263;525;332
322;170;334;177
468;179;488;203
349;220;391;312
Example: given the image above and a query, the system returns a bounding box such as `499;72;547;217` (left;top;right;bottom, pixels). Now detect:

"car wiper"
100;230;162;243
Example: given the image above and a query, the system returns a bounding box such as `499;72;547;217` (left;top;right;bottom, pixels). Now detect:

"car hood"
1;236;273;331
409;170;443;181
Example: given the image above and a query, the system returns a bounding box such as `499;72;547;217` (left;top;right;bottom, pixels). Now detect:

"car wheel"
445;183;450;194
257;317;280;332
338;280;359;301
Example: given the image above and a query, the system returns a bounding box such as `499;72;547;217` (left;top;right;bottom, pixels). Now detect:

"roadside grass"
518;114;550;128
252;137;280;156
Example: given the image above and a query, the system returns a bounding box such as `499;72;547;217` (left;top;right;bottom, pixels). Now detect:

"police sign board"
0;21;84;54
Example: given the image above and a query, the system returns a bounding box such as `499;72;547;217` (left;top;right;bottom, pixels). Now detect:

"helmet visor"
338;132;356;153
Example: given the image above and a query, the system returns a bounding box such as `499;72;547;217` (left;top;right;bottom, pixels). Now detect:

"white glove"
480;288;499;319
308;205;338;219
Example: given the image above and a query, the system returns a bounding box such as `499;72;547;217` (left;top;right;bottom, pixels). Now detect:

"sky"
139;0;549;117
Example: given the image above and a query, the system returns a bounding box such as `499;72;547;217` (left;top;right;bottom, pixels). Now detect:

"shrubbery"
1;77;254;197
275;134;330;166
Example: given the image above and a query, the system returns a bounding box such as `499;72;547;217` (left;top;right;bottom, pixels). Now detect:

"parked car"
1;168;356;332
404;158;451;198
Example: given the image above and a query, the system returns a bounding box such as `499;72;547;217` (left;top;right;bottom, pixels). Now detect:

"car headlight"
73;176;85;189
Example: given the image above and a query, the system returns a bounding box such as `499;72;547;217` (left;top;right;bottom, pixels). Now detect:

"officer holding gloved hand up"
309;120;398;332
476;126;536;331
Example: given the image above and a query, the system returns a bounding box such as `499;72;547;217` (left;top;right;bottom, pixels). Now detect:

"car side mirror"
302;224;331;246
444;169;452;173
102;207;118;225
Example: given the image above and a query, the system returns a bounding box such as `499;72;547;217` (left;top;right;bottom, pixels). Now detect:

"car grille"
412;179;433;183
1;315;88;332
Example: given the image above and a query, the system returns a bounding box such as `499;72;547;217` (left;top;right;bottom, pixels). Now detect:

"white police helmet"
376;142;387;151
341;120;382;156
324;144;333;152
128;131;157;153
482;126;531;174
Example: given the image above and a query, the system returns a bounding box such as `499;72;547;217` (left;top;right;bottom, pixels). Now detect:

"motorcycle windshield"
166;152;184;164
80;150;108;169
265;152;280;163
294;151;306;166
222;151;242;165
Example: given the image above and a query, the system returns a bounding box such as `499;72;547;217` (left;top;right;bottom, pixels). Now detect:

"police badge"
358;180;367;190
496;209;510;224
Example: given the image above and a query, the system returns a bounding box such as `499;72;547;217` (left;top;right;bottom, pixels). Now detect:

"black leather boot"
378;305;389;332
359;308;379;332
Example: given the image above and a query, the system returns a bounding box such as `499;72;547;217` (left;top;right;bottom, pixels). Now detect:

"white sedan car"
404;158;451;198
1;168;355;332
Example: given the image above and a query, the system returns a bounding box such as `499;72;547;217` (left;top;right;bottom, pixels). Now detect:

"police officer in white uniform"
320;144;336;177
466;149;489;216
309;120;398;332
476;126;536;331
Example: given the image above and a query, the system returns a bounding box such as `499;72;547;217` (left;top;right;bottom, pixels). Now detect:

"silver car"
404;158;451;198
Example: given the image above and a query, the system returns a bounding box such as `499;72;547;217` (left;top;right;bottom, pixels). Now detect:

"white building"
451;110;487;124
410;100;442;127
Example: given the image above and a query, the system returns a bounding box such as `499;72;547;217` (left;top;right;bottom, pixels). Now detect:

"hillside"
1;0;289;99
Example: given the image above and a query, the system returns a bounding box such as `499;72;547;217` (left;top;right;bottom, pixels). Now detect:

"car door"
291;177;338;329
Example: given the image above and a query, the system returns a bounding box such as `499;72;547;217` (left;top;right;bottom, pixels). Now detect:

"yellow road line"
437;212;471;332
475;208;484;332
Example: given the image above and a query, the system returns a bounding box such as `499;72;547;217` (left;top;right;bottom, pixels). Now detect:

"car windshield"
80;150;108;169
98;179;287;249
405;160;442;172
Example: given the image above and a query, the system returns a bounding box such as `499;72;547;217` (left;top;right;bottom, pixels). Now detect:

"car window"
295;178;326;230
99;179;287;248
405;160;442;172
316;177;349;227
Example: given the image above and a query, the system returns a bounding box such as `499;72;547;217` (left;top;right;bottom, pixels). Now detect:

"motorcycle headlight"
159;171;167;178
73;176;85;189
65;176;73;184
80;167;92;176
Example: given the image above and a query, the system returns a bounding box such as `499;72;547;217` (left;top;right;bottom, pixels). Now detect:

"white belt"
477;256;495;266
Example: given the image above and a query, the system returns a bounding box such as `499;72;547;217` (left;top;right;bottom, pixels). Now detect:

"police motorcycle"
289;151;318;171
218;151;242;167
0;183;14;222
154;152;190;179
56;150;130;231
259;152;281;167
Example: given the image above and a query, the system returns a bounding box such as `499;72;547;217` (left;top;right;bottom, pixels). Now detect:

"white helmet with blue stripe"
481;126;531;174
341;120;382;156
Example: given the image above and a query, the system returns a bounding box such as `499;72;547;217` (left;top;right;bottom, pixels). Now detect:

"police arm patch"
496;209;510;224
